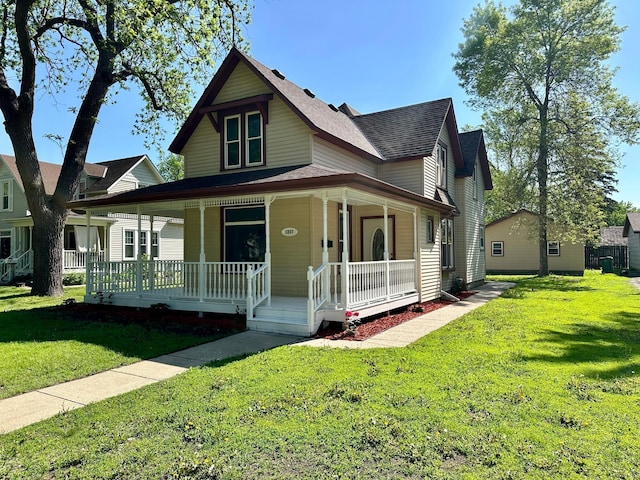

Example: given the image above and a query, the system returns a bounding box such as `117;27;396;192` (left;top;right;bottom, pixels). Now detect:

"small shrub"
63;272;85;286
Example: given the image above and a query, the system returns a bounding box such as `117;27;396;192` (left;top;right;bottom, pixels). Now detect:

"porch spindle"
149;215;155;292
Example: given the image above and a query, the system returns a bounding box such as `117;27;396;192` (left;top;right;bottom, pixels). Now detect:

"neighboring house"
0;154;183;283
69;47;492;336
623;213;640;271
485;209;584;275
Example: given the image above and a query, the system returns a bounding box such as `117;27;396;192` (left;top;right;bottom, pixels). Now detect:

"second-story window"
436;143;447;188
223;111;264;170
1;179;13;211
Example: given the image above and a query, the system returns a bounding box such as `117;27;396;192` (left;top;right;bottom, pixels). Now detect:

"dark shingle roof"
600;226;627;246
351;99;452;161
86;155;148;193
457;129;483;177
623;212;640;236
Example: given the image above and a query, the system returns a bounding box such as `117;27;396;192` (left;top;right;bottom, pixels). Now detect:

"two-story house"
69;47;492;336
0;154;183;283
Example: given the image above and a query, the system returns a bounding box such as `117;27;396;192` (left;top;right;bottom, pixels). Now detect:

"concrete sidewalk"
0;281;513;434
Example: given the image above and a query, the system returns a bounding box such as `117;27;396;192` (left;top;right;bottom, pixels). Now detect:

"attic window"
272;69;285;80
303;88;315;98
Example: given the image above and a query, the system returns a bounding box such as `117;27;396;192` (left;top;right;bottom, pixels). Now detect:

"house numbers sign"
281;227;298;237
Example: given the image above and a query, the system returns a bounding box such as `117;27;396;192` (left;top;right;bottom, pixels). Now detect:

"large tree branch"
14;0;37;110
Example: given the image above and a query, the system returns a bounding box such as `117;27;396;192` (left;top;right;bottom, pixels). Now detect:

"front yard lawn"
1;272;639;478
0;286;236;400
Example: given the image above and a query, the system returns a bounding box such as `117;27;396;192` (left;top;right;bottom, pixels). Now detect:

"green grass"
0;286;229;400
1;272;639;479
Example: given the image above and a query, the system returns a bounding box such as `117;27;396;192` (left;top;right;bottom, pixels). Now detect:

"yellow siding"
269;198;312;296
419;209;441;301
183;207;221;262
378;159;425;196
485;212;584;273
312;137;377;176
183;63;313;179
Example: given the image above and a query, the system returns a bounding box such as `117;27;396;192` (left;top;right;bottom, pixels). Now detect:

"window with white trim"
1;179;12;211
491;241;504;256
223;111;264;169
426;215;435;243
547;241;560;256
436;143;447;188
124;230;135;259
472;164;478;200
139;231;148;257
151;231;159;258
223;206;266;262
441;218;454;269
479;226;485;250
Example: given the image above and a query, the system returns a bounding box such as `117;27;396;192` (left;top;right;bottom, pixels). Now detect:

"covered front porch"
82;186;424;336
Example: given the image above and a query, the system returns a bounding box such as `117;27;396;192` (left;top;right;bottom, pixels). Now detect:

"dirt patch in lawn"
57;303;246;336
315;291;477;341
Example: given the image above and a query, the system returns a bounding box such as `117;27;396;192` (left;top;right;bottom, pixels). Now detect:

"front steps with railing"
248;297;312;336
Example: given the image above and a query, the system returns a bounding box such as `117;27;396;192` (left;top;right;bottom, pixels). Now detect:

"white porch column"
383;203;390;301
199;200;206;302
149;215;155;291
341;190;349;309
322;192;329;265
265;195;273;306
136;206;142;296
413;208;419;295
85;210;92;293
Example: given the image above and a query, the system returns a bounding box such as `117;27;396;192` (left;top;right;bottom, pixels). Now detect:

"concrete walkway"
0;281;513;434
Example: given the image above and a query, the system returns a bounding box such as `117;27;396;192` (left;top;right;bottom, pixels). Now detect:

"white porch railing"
247;263;270;320
63;250;104;271
88;260;266;303
327;259;417;310
307;263;330;332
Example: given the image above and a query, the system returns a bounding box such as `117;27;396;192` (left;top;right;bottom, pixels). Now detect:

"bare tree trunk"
31;207;66;296
537;110;549;277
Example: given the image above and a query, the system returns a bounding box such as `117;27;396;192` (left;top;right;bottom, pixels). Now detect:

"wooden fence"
584;245;628;270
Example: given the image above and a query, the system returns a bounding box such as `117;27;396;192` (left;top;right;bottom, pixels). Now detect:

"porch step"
250;297;311;336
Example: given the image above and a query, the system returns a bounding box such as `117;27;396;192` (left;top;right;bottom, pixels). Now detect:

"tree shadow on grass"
0;303;244;360
522;310;640;379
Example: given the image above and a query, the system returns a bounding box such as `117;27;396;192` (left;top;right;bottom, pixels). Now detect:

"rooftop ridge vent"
328;103;339;112
303;88;315;98
271;69;285;80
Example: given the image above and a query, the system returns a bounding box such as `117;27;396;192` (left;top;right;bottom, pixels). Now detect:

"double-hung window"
139;231;148;257
547;241;560;256
491;241;504;256
151;232;159;258
441;218;454;269
436;143;447;188
223;111;264;169
124;230;135;259
1;179;12;211
426;215;435;243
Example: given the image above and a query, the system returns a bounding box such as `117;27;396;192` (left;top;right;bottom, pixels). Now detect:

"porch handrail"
307;263;330;333
246;263;269;321
13;249;33;275
327;259;417;310
63;250;104;271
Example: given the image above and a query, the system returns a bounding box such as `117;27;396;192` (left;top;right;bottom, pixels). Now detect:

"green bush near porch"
1;272;639;478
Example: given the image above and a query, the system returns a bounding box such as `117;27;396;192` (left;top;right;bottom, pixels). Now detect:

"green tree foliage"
157;152;185;182
454;0;640;275
603;199;640;227
0;0;250;295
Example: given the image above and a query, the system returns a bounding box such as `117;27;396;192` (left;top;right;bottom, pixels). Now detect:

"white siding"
378;159;424;195
0;163;28;238
423;155;436;200
131;161;161;187
627;232;640;270
107;215;183;262
108;179;137;194
312;137;377;176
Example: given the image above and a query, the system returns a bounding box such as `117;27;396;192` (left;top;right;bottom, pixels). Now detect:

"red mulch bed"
58;303;246;336
315;291;477;341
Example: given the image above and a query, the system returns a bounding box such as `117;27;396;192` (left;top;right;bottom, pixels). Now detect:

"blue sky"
1;0;638;208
